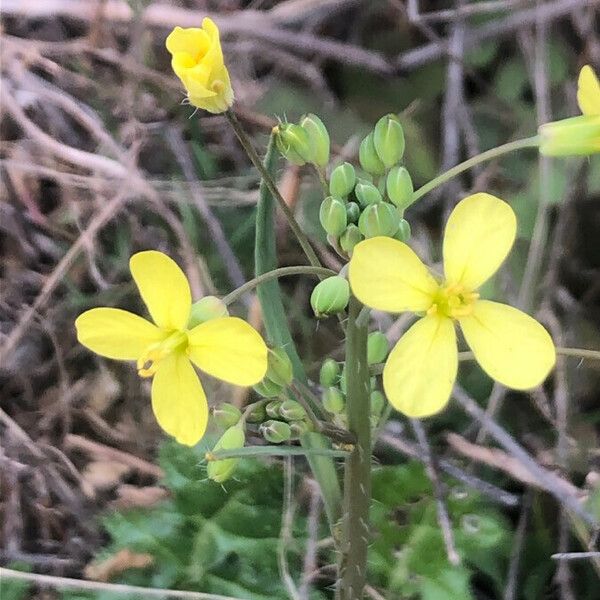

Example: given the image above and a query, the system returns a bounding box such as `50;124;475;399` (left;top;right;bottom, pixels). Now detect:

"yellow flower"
166;18;234;113
75;251;267;445
349;193;556;418
539;64;600;156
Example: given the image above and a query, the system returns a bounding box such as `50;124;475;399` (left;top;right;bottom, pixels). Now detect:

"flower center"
427;283;479;319
137;330;188;378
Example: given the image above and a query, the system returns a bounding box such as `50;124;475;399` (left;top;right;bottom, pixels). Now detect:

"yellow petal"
459;300;555;389
75;308;165;360
443;193;516;290
383;315;457;418
166;26;210;59
187;317;268;386
129;251;191;331
151;352;208;446
577;65;600;116
349;237;438;313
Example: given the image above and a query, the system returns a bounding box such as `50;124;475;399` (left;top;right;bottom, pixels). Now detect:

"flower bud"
374;114;405;168
359;132;386;175
386;166;414;209
266;347;293;387
539;115;600;156
279;399;306;421
339;224;362;257
206;424;245;483
260;419;292;444
322;386;345;414
367;331;389;365
266;399;284;418
310;276;350;318
395;218;411;242
354;179;382;208
188;296;229;328
300;113;330;167
358;203;400;238
275;123;312;165
319;196;348;237
370;390;385;417
212;403;242;429
319;358;341;386
329;162;356;198
289;420;312;439
245;400;267;423
253;378;283;398
345;201;360;224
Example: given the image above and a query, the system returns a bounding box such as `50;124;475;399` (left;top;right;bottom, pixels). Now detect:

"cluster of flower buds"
274;113;330;167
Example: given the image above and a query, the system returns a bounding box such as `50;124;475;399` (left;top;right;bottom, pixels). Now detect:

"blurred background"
1;1;600;599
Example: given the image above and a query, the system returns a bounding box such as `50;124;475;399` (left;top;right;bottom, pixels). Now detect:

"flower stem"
224;110;322;268
412;135;540;203
206;445;350;461
222;265;335;305
337;297;371;600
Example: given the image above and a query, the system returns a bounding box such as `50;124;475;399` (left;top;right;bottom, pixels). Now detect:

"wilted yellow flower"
349;193;556;418
166;18;234;113
75;251;267;445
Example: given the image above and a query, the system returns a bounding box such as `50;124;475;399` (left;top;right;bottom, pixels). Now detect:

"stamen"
136;331;187;379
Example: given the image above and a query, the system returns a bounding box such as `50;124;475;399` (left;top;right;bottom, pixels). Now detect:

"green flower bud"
188;296;229;328
339;224;362;257
266;347;294;387
275;123;312;165
374;114;405;168
386;166;414;209
322;386;345;414
310;276;350;318
245;400;267;423
367;331;389;365
539;115;600;156
358;202;400;238
300;113;330;167
370;390;385;417
359;132;386;175
279;399;306;421
212;403;242;429
289;420;312;439
345;201;360;224
319;358;341;386
354;179;383;208
260;419;292;444
395;218;411;242
266;399;284;419
254;378;283;398
206;424;245;483
319;196;347;237
329;162;356;197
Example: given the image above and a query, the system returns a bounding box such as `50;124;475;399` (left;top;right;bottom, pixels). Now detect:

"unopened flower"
349;193;556;418
76;251;267;445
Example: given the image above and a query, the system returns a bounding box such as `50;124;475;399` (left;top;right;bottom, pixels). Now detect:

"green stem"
222;265;335;306
337;297;371;600
412;135;540;203
207;446;350;461
225;110;322;268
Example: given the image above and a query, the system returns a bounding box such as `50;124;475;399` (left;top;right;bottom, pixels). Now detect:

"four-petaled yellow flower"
349;193;556;418
75;251;267;446
166;17;234;113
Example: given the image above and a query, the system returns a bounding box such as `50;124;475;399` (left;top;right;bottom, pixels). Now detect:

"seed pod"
374;114;405;168
319;358;341;387
395;218;412;242
322;386;345;414
289;420;312;439
206;424;245;483
367;332;389;365
260;419;292;444
279;400;306;421
339;224;363;257
386;166;413;210
300;113;330;167
212;403;242;429
359;132;386;176
345;201;360;224
310;276;350;318
266;347;294;387
253;378;283;398
358;202;400;238
370;390;386;417
329;162;356;198
188;296;229;328
354;179;382;208
265;399;284;419
319;196;347;237
275;123;312;165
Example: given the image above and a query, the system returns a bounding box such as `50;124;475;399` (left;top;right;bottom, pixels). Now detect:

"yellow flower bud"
166;18;234;114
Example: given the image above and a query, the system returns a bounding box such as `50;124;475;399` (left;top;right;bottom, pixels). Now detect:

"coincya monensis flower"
166;17;234;113
349;193;556;418
75;251;267;445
